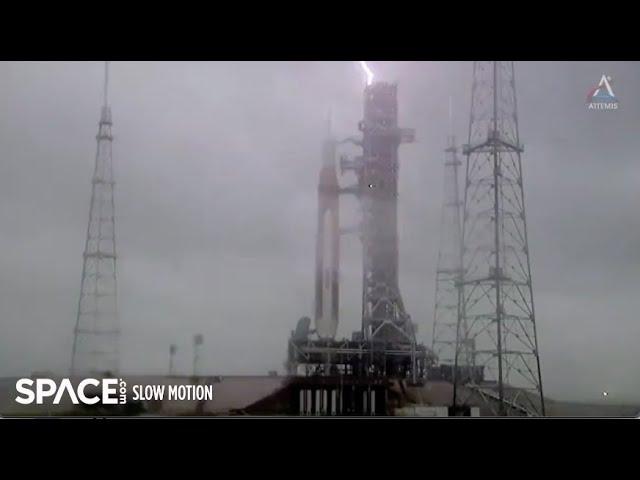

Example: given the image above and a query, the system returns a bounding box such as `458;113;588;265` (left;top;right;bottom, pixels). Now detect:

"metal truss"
287;336;434;380
453;62;545;416
71;62;120;376
356;83;416;344
431;131;463;365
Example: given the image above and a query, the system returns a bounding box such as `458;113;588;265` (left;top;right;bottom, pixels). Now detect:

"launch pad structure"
287;80;435;415
59;61;546;417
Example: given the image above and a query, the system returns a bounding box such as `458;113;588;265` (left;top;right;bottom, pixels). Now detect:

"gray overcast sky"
0;61;638;403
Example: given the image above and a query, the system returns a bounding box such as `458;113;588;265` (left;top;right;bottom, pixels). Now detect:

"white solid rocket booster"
314;125;340;339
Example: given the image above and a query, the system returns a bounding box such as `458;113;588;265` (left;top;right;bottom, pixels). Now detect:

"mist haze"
0;61;638;404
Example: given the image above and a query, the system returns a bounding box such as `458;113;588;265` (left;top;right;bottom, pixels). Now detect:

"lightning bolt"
359;61;374;86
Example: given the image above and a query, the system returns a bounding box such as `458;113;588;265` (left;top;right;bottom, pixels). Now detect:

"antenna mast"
71;61;119;376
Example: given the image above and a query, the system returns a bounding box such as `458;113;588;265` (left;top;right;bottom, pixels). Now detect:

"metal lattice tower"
431;101;463;365
356;82;415;343
453;62;545;416
71;62;119;376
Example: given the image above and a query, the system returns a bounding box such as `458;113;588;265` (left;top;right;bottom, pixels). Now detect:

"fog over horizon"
0;61;638;404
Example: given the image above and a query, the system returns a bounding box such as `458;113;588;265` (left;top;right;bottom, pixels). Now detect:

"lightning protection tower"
453;61;545;416
71;62;119;376
431;100;463;367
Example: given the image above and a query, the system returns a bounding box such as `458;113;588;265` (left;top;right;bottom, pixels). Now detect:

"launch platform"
287;328;433;381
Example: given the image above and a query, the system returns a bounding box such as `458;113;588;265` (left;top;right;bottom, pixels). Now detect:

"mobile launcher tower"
287;78;434;415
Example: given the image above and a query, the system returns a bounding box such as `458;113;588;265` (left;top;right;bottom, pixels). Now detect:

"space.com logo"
15;378;127;405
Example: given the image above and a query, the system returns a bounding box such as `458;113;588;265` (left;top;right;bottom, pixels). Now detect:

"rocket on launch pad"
314;118;340;339
286;65;433;391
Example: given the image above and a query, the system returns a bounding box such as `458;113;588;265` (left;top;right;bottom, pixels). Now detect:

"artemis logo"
15;378;126;405
586;74;619;110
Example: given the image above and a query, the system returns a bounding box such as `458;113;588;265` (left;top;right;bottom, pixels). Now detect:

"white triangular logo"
593;75;615;98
